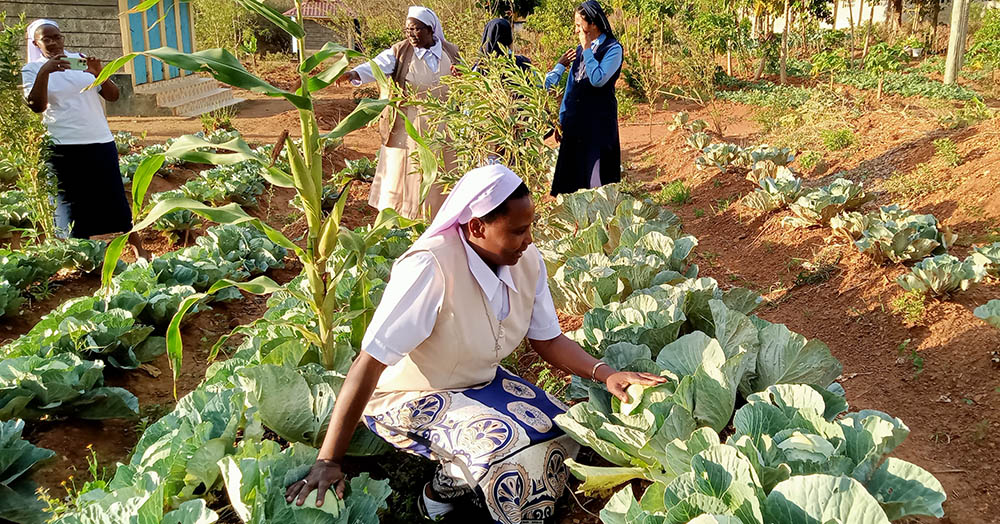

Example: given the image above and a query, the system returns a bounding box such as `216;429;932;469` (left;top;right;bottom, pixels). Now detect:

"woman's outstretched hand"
604;371;667;402
557;48;577;67
285;459;346;507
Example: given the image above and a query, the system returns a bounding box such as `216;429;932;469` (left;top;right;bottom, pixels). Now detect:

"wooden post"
780;0;790;84
944;0;968;84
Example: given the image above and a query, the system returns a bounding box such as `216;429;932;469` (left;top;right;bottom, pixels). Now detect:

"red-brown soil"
7;78;999;523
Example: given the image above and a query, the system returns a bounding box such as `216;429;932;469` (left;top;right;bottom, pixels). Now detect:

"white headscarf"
420;164;524;240
26;19;59;63
407;6;445;45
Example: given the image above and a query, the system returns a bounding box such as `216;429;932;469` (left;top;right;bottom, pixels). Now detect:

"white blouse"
362;229;562;366
350;39;444;85
21;52;113;146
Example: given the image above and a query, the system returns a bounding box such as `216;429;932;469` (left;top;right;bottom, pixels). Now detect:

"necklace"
478;289;504;357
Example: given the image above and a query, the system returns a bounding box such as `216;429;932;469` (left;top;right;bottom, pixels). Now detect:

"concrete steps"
133;74;243;117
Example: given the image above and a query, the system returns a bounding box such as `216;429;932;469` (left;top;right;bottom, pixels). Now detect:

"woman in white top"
285;165;664;523
22;19;146;257
337;6;458;221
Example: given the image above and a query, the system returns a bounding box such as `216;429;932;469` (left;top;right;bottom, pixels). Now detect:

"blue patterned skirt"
364;367;579;523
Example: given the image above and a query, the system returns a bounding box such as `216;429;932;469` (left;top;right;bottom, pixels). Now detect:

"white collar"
459;228;519;301
414;38;443;61
589;33;605;51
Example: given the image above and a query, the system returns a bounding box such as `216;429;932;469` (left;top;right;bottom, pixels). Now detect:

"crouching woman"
286;165;663;523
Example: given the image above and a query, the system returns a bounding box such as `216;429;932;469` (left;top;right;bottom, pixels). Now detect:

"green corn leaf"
131;154;165;217
301;42;360;73
304;53;351;92
166;276;283;397
86;48;310;110
236;0;304;38
320;98;392;141
101;234;130;288
123;0;161;14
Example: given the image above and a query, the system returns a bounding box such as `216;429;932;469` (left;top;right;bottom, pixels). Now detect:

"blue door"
127;0;194;85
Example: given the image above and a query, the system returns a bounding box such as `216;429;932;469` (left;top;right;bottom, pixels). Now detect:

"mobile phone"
66;57;87;71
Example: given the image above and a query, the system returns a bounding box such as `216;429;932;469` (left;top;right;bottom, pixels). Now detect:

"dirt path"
618;100;1000;523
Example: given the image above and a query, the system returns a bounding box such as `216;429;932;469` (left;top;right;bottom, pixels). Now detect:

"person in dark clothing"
543;0;623;196
478;18;531;72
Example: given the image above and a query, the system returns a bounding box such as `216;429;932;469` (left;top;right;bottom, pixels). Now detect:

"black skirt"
49;141;133;238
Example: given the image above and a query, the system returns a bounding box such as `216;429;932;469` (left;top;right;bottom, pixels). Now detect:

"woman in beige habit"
340;6;457;220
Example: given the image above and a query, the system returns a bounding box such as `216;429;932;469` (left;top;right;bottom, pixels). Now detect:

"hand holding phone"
66;57;87;71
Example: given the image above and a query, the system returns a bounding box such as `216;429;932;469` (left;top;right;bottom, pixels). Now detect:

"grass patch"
891;290;927;324
820;128;855;151
884;162;958;199
654;180;692;206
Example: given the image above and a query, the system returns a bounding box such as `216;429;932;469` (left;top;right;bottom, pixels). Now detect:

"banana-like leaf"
236;0;304;39
304;53;351;92
131;154;165;217
86;48;310;110
301;42;362;73
164;134;260;165
101;234;131;288
166;276;283;397
400;108;439;203
320;98;392;141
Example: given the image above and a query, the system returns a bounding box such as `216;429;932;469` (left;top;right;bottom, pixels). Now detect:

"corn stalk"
91;0;431;392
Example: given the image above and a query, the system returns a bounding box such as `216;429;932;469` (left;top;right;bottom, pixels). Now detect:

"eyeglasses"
403;26;428;35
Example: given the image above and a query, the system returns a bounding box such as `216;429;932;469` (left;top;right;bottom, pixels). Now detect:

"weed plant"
933;138;961;167
891;290;927;324
654;180;692;206
798;150;822;172
821;128;855;151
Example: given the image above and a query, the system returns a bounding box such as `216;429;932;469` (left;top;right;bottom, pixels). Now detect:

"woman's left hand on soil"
604;371;666;402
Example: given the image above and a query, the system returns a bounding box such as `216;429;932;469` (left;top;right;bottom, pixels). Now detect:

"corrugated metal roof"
282;1;350;19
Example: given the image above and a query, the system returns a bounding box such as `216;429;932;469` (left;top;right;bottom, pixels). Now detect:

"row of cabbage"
696;137;1000;302
534;185;946;523
21;223;420;524
0;225;287;425
0;238;106;318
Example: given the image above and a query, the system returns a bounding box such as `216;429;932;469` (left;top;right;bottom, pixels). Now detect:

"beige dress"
362;229;578;523
369;52;452;220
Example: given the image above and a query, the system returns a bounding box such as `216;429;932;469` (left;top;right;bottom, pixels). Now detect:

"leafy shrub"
715;82;814;109
0;190;33;238
655;180;692;206
937;98;995;129
0;419;55;521
933;137;961;167
820;128;854;151
148;190;202;243
784;178;872;228
797;151;822;172
966;8;1000;69
535;184;682;272
0;353;138;420
0;238;106;316
550;233;699;315
686;132;712;151
970;242;1000;277
810;49;848;87
113;131;139;155
837;70;982;100
741;167;803;212
896;254;984;296
974;299;1000;328
594;386;945;522
840;205;956;264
